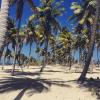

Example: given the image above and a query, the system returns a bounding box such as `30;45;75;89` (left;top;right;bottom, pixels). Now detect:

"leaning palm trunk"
0;0;9;48
78;0;100;82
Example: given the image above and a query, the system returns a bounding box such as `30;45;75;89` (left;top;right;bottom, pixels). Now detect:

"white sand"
0;64;99;100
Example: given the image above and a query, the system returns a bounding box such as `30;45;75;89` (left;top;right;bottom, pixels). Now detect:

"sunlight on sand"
0;65;99;100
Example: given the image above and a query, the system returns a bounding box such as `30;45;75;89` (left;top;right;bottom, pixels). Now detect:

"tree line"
0;0;100;82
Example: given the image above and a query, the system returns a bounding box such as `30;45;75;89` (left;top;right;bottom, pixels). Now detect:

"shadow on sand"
4;69;51;76
0;77;72;100
79;78;100;99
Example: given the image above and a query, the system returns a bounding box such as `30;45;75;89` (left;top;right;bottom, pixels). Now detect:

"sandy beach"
0;64;99;100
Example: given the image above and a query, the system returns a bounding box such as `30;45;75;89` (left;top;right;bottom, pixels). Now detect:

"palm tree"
28;0;64;72
24;24;36;68
59;27;73;69
0;0;9;50
70;0;96;65
70;0;100;81
78;0;100;82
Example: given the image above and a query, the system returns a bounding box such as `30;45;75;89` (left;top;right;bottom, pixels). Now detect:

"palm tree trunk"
52;41;57;65
53;43;56;64
17;18;24;72
12;47;17;76
2;47;7;70
78;0;100;82
12;17;22;75
0;0;9;48
73;50;76;63
27;43;32;68
69;56;72;70
79;47;82;64
17;51;24;72
2;55;5;70
40;37;48;72
69;54;72;70
68;43;72;70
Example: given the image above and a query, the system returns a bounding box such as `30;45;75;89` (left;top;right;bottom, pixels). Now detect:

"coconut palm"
78;0;100;82
58;27;73;69
70;0;100;81
24;23;37;68
70;0;97;65
28;0;64;72
0;0;9;52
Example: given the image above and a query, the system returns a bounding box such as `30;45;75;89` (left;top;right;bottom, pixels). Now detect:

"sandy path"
0;65;99;100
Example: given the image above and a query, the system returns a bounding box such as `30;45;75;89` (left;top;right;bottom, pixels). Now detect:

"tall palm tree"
28;0;63;72
70;0;97;65
0;0;9;50
78;0;100;82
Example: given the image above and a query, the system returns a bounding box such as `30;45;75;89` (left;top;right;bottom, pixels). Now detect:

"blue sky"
8;0;75;29
0;0;99;61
